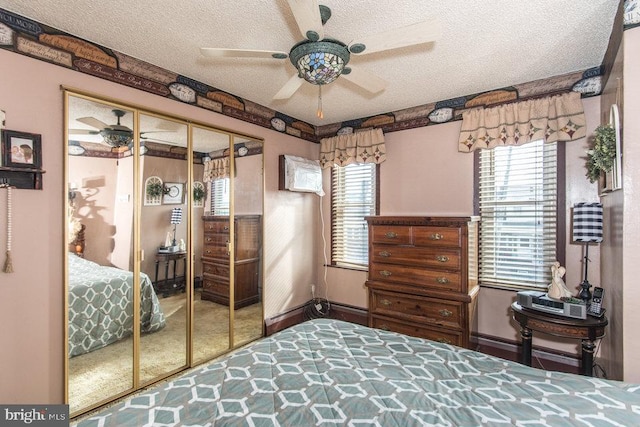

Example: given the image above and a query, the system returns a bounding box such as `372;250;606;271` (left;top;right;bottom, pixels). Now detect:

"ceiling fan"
200;0;441;118
69;109;176;149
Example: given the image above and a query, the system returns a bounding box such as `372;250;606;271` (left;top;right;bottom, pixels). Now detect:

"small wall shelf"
0;167;45;189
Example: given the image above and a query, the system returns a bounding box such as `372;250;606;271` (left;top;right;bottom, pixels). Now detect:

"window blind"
477;140;557;289
331;163;376;268
210;178;230;216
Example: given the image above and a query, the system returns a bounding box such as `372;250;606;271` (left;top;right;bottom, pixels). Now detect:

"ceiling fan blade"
140;130;176;136
141;136;177;144
287;0;324;41
200;48;288;59
69;128;100;135
349;19;442;55
76;116;109;130
341;68;388;94
272;74;304;100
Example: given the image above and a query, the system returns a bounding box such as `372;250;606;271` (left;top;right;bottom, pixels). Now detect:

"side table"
511;302;608;376
154;251;187;297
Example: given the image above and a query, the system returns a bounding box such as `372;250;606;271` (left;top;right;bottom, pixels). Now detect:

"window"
331;163;377;268
476;140;562;290
209;178;230;216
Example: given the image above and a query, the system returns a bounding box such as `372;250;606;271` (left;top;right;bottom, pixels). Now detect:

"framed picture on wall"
2;130;42;169
163;182;184;204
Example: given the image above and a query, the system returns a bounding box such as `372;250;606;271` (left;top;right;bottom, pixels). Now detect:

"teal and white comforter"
68;253;165;357
75;319;640;426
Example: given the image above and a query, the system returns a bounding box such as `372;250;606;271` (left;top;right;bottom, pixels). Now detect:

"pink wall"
0;48;318;404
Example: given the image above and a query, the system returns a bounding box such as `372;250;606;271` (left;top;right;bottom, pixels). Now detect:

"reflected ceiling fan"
69;109;175;148
200;0;441;118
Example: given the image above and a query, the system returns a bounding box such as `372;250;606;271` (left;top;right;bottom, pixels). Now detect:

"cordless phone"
588;287;605;318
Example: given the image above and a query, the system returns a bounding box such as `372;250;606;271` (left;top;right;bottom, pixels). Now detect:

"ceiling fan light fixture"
102;130;133;148
290;40;350;86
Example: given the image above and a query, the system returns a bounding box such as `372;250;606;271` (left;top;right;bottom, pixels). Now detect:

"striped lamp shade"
572;202;603;243
170;207;183;225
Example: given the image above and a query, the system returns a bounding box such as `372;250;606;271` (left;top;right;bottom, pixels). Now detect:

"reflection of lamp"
101;109;133;147
573;202;603;302
68;182;78;204
170;207;182;247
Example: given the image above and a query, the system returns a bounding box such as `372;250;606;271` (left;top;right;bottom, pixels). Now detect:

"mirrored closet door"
65;91;266;416
138;112;190;385
66;94;138;413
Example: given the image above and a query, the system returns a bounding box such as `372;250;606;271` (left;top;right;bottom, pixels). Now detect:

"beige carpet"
69;292;263;414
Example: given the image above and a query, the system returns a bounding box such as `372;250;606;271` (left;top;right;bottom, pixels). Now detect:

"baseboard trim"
265;301;368;335
473;333;580;373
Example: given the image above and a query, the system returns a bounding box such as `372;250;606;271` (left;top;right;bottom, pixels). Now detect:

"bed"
73;318;640;426
68;253;166;357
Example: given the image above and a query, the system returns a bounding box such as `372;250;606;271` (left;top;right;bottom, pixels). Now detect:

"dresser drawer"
202;278;229;295
369;262;461;292
412;226;461;247
203;220;230;233
371;245;461;269
371;315;462;346
203;244;229;259
370;290;463;330
203;233;229;246
371;225;412;245
202;261;230;277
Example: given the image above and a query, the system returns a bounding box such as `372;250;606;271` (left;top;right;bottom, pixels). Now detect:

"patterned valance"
203;157;230;182
319;128;386;169
458;91;586;152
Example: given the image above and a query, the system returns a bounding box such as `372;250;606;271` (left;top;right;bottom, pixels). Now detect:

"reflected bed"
75;318;640;426
68;253;165;357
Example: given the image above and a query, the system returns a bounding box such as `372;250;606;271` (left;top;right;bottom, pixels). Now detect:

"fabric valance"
458;91;586;152
203;157;230;182
319;128;386;169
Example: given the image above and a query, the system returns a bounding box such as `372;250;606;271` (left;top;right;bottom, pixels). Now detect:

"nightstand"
511;302;608;376
154;251;187;297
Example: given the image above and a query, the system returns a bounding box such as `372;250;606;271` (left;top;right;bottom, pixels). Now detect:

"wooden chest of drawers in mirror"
365;216;479;348
201;215;261;309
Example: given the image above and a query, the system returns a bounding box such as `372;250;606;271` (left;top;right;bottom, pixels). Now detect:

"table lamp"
572;202;603;302
170;207;182;247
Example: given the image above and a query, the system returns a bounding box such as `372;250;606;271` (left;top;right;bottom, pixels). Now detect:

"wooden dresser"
201;215;261;309
365;216;479;348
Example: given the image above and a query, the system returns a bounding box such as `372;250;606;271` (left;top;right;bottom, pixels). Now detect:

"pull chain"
316;85;324;119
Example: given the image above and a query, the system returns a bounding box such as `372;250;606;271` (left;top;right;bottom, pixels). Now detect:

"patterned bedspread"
68;253;165;357
75;319;640;426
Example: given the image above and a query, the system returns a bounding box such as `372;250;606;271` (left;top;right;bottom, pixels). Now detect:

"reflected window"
209;178;230;216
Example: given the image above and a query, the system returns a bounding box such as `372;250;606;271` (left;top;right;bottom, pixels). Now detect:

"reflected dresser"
201;215;261;309
365;216;479;348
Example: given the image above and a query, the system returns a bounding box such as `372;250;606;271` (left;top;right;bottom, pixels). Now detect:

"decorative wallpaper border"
0;8;615;143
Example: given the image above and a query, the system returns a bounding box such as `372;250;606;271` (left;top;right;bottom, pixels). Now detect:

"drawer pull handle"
436;277;449;284
223;226;229;231
437;338;452;344
380;299;392;306
435;255;449;263
379;251;391;257
379;324;390;331
430;233;444;240
385;232;397;239
206;237;212;242
379;270;392;277
439;309;453;317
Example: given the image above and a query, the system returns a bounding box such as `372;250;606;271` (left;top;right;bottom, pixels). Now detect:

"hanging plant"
193;185;206;202
586;124;617;183
146;182;164;198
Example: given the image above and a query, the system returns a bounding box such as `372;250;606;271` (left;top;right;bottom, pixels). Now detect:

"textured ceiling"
0;0;618;126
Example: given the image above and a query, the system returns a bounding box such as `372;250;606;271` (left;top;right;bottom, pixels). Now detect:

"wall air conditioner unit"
279;155;324;195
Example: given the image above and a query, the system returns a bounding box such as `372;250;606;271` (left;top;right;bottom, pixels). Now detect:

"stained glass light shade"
102;130;133;147
290;40;350;86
